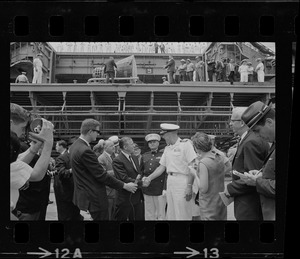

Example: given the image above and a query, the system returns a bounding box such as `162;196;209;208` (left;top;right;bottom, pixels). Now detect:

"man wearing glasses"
69;119;138;221
240;101;276;220
224;107;270;220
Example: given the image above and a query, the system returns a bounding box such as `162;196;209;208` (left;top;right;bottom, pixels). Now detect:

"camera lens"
30;118;43;133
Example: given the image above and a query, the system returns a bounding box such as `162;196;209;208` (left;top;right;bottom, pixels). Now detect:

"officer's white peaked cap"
159;123;180;135
145;133;161;142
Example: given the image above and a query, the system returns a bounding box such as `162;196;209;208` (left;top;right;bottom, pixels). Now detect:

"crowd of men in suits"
10;99;276;221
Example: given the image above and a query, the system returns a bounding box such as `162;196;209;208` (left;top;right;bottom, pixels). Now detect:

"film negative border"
1;0;297;258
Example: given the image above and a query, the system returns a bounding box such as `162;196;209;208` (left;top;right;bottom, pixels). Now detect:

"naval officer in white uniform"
142;123;197;220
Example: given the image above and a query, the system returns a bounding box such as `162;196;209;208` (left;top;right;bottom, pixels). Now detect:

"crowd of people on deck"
162;55;265;84
52;42;208;54
10;98;275;221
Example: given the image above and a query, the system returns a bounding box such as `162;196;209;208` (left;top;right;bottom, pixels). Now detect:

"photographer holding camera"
10;103;54;220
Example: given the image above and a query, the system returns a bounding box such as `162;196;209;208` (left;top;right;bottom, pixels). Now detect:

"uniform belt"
169;172;182;176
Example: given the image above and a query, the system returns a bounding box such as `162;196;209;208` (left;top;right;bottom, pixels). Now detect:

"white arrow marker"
27;247;52;258
174;246;200;258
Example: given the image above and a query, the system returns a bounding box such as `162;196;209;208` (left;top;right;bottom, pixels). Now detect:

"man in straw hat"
239;101;276;220
162;76;170;85
177;59;187;82
142;123;197;220
142;133;167;220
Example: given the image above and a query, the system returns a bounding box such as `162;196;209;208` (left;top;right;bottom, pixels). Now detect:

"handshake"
123;176;151;193
141;176;151;187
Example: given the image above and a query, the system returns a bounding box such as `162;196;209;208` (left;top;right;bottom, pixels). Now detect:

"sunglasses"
92;129;100;134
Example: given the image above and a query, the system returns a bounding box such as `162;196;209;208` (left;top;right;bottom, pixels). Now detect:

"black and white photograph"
10;41;276;221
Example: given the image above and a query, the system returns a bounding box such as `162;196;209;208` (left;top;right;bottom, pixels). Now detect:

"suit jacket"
54;151;74;202
104;59;117;72
256;148;275;220
164;58;175;73
227;131;270;220
98;151;116;199
112;152;144;205
69;138;124;211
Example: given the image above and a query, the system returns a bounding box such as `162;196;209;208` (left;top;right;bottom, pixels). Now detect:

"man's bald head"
231;107;248;120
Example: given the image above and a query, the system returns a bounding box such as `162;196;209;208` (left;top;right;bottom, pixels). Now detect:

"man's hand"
29;119;54;146
142;176;151;187
123;182;138;193
242;170;262;186
184;184;193;201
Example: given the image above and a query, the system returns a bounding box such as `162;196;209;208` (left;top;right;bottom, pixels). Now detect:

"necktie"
129;155;138;171
111;153;116;160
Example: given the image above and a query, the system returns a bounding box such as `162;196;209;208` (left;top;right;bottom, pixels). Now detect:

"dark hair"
56;140;67;149
80;118;100;135
191;132;212;152
10;131;21;163
119;137;132;150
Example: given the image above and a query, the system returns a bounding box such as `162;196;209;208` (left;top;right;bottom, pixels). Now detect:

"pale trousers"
240;72;248;82
32;69;42;83
166;174;193;220
257;71;265;82
144;194;167;220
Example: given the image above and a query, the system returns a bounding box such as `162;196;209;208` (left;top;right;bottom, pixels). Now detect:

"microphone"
134;174;141;184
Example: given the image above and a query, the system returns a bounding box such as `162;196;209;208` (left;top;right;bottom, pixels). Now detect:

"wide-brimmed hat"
159;123;180;135
186;59;191;62
180;59;186;62
108;135;119;146
145;133;161;142
241;101;272;129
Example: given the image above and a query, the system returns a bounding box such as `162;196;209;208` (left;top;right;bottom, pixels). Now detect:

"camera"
30;118;43;133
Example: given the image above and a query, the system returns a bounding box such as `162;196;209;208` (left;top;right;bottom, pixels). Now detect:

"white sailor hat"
37;53;43;56
108;135;119;146
208;134;216;140
145;133;161;142
21;71;26;74
159;123;180;135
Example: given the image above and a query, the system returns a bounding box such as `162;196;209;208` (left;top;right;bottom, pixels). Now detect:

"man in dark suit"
224;107;270;220
104;56;117;83
69;119;137;221
164;55;176;84
240;101;276;220
113;137;145;221
54;140;83;221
